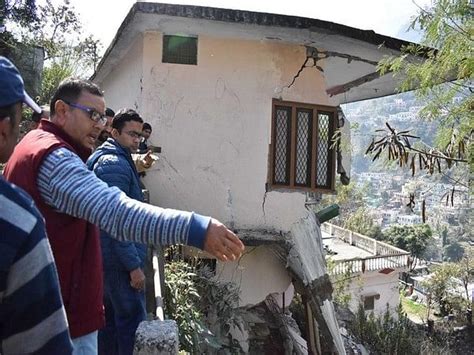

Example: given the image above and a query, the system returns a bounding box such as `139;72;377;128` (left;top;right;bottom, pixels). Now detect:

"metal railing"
322;223;410;275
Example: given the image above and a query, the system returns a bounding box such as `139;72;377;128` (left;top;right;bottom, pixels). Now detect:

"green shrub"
164;260;219;353
351;303;421;355
163;255;244;353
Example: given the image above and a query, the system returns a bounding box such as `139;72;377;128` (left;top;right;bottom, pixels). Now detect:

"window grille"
270;100;336;192
364;295;375;311
295;109;313;187
273;106;291;185
162;35;197;65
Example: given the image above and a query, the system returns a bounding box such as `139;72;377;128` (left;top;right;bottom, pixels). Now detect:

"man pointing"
4;78;244;354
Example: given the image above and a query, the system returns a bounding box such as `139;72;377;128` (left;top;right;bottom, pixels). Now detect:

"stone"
335;304;355;324
252;323;271;338
133;320;179;355
241;311;267;324
357;343;369;355
340;327;348;337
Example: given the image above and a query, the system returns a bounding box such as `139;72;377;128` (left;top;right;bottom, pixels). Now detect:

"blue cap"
0;56;41;113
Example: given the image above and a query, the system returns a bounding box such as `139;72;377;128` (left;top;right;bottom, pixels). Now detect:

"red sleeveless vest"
4;120;104;338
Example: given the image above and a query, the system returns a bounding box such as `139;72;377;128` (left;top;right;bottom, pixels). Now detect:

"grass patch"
401;296;427;320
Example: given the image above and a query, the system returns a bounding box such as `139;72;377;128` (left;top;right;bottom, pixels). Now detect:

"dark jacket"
4;120;104;338
87;139;147;272
138;138;148;154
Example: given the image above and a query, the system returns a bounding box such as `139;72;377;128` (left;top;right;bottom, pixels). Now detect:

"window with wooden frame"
269;100;337;193
162;35;198;65
363;295;375;311
362;293;379;311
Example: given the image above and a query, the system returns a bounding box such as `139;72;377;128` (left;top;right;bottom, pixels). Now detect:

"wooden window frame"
362;294;380;311
363;295;375;311
269;99;337;193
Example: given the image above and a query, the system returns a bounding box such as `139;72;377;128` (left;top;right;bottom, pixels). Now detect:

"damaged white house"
92;2;424;353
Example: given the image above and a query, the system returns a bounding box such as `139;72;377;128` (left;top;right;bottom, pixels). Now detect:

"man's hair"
31;106;49;122
50;78;103;116
142;123;152;131
0;103;19;125
105;108;115;117
112;109;143;132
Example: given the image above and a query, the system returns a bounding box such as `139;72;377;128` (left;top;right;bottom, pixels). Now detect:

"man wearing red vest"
0;56;73;354
4;78;244;354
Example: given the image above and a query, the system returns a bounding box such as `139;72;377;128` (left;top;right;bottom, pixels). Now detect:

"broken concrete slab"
285;212;347;354
235;229;287;246
265;295;308;355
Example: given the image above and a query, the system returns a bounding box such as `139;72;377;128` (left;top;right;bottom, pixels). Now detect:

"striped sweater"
37;147;210;248
0;176;73;355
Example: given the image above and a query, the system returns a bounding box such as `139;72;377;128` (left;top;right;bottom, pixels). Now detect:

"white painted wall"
100;35;144;113
216;246;293;307
97;31;335;307
138;31;331;232
346;271;401;315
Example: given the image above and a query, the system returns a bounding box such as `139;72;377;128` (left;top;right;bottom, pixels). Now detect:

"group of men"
0;56;245;355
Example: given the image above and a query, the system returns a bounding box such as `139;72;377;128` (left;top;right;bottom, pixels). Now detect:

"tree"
1;0;37;25
423;239;442;262
443;241;465;262
21;1;101;74
380;190;390;204
458;246;474;300
344;207;381;239
423;263;456;317
3;0;102;104
368;0;473;182
39;56;74;104
320;181;367;225
455;246;473;300
382;224;433;270
1;0;38;56
422;262;468;318
422;249;472;321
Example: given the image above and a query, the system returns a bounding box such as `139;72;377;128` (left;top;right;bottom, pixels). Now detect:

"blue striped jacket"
0;176;73;354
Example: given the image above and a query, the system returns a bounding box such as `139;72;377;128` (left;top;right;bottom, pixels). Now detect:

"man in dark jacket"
87;109;148;355
137;122;152;154
94;107;115;148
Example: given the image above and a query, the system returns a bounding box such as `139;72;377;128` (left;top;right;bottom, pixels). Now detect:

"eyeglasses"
63;100;107;126
123;131;143;139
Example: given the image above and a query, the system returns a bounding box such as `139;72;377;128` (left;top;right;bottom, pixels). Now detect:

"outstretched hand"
203;219;245;262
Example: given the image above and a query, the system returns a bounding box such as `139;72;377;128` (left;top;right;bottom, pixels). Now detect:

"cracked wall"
97;31;346;329
114;31;334;232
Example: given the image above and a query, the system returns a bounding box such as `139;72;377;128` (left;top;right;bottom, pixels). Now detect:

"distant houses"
354;171;469;230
